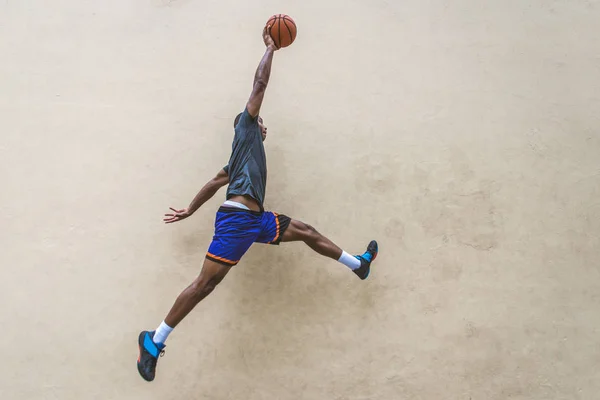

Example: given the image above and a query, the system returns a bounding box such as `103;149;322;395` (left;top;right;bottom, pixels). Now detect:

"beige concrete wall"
1;0;599;399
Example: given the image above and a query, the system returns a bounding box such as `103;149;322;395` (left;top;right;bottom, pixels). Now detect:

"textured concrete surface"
1;1;599;399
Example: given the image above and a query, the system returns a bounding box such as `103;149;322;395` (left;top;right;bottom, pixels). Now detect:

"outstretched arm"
246;25;278;118
164;168;229;224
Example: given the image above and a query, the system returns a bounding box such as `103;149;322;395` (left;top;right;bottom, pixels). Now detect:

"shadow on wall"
208;241;377;380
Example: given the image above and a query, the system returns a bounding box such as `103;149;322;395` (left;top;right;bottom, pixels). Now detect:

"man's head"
234;112;267;142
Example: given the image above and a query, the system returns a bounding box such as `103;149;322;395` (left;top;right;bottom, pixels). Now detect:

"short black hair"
234;112;242;128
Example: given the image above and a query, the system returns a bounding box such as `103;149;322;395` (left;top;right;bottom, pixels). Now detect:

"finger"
169;207;179;212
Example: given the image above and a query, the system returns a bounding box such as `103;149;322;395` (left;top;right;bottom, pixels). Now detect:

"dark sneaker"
137;330;165;382
353;240;378;280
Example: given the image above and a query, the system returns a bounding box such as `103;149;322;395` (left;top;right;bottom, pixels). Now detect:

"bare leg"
280;219;343;259
164;259;231;328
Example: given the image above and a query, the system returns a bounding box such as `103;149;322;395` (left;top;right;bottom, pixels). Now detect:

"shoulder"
236;107;258;129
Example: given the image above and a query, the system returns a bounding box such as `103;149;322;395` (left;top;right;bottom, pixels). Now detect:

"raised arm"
246;25;278;118
163;168;229;224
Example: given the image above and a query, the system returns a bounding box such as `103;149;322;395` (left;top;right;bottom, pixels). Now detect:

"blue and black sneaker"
137;330;165;382
353;240;378;280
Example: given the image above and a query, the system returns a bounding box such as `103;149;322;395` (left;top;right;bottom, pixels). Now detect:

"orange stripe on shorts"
270;212;280;243
206;252;238;265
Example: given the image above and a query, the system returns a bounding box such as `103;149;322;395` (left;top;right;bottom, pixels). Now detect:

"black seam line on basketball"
283;17;297;38
283;16;296;30
277;16;282;49
283;19;293;44
283;16;297;41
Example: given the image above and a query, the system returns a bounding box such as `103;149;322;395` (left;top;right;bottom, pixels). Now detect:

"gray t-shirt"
223;108;267;209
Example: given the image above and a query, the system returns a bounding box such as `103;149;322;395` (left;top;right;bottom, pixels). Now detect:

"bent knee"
191;277;221;297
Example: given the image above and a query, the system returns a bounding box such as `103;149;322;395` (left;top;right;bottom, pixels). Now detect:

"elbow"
254;80;267;92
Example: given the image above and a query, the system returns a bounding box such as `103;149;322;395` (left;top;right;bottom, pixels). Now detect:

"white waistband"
223;200;250;210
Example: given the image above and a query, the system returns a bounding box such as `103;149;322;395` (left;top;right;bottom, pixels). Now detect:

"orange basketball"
265;14;297;49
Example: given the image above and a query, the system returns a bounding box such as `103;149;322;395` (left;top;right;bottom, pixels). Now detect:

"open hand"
263;24;277;50
163;207;191;224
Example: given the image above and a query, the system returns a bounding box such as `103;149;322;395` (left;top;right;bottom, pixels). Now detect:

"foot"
137;330;165;382
353;240;378;280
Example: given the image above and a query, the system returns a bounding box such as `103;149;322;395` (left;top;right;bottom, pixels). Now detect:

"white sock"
153;321;173;344
338;251;361;270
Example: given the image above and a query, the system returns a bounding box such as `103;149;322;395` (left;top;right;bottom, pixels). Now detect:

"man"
137;26;378;382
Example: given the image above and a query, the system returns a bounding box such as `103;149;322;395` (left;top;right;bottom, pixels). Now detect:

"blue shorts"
206;206;292;266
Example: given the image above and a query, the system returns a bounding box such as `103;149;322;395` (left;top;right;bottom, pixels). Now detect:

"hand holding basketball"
263;25;277;51
265;14;297;49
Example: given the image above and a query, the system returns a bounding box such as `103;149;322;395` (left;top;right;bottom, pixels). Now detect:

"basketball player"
136;25;378;382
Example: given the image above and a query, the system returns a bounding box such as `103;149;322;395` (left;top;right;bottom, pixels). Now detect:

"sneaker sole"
137;331;144;363
369;240;379;261
137;331;153;382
